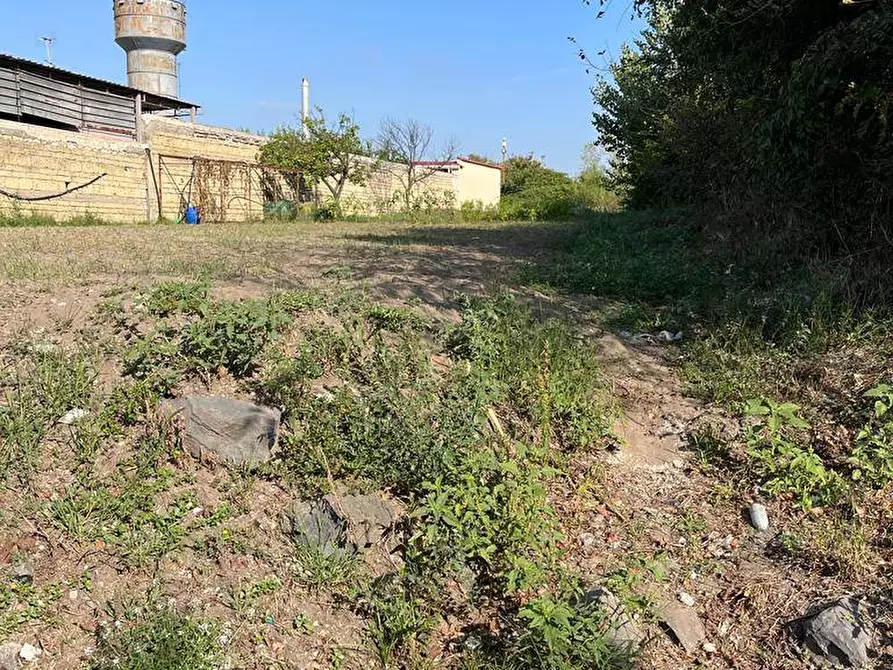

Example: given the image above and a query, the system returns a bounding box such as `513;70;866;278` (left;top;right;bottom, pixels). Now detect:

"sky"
0;1;642;175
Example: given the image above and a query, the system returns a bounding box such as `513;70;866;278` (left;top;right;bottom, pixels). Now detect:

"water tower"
114;0;187;98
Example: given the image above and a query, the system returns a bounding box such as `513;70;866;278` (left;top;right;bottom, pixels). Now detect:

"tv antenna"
40;37;55;66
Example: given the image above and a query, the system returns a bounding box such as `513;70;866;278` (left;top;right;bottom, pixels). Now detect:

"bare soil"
0;220;888;669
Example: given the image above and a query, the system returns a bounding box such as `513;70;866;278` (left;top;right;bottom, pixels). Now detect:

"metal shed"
0;53;198;139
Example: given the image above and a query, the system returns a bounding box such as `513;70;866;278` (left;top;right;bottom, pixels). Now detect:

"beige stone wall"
0;119;149;222
141;116;268;222
0;115;501;223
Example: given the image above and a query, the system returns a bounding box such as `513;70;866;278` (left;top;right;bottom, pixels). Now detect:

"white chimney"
301;78;310;139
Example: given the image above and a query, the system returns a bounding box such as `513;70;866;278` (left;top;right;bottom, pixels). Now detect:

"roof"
411;158;503;170
459;157;503;170
0;53;199;112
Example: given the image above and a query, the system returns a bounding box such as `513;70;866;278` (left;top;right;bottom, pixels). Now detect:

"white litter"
677;591;697;607
59;408;88;425
19;644;41;662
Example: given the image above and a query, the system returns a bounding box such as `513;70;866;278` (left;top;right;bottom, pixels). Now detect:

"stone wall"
0;116;500;223
0;119;149;222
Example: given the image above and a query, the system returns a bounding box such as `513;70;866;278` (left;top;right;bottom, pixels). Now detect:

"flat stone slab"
162;396;280;466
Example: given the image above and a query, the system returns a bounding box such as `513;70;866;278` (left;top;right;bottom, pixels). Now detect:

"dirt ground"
0;220;887;669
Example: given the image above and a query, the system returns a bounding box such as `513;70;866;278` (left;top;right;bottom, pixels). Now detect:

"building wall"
455;160;502;207
0;118;149;222
0;116;501;223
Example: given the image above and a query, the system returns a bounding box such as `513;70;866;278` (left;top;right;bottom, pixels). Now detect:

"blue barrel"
185;205;200;225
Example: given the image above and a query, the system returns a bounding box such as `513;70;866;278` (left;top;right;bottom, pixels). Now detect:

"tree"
259;110;372;204
376;118;458;211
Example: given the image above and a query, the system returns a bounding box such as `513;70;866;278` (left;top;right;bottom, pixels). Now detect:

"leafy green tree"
259;111;373;204
588;0;892;257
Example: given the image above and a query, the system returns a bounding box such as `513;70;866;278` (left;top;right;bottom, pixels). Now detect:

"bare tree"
376;118;458;212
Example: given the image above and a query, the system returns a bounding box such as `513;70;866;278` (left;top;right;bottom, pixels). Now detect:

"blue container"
185;205;200;225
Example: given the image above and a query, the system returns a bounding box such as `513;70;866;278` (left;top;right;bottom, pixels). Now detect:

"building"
0;1;501;222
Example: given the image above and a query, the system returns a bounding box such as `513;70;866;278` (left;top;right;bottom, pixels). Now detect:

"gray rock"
9;558;33;585
281;492;399;556
657;597;707;654
581;588;644;652
749;503;770;532
795;598;874;668
0;644;21;670
162;396;280;466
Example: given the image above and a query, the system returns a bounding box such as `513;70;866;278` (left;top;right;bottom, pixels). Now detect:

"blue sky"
1;1;641;174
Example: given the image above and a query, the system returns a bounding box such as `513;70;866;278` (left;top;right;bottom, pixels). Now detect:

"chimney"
301;78;310;139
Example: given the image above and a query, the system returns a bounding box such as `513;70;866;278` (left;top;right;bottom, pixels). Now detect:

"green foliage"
744;398;847;509
181;298;291;377
359;578;435;668
145;281;209;317
0;210;111;228
0;350;95;480
849;383;893;487
510;592;631;670
592;0;893;264
409;442;560;597
260;110;373;203
0;579;64;639
88;606;225;670
501;156;579;221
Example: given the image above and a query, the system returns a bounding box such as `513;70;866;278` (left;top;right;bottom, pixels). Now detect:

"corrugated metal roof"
0;53;199;111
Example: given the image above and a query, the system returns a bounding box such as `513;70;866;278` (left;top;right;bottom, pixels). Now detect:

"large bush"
593;0;893;266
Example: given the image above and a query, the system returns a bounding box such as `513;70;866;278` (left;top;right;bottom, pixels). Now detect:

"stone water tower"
114;0;187;98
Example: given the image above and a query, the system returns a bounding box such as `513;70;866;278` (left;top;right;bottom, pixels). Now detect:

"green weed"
145;281;209;317
88;606;225;670
744;398;847;509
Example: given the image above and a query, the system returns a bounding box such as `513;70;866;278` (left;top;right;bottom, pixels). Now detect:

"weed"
0;579;64;638
181;298;291;377
292;539;359;590
224;577;282;619
849;383;893;487
88;606;225;670
145;281;209;317
745;398;847;509
360;578;435;669
0;350;95;480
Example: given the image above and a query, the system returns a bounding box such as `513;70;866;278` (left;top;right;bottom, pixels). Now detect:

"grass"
88;606;225;670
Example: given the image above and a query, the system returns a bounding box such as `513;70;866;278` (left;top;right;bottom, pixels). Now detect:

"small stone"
678;591;697;607
9;559;34;585
579;532;596;549
58;408;88;425
579;588;644;652
0;643;21;670
18;645;40;663
68;589;78;601
672;459;685;470
658;598;707;654
749;503;770;532
703;642;717;653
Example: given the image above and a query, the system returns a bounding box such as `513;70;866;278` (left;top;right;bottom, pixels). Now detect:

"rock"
703;642;717;654
17;645;40;663
9;558;33;585
162;396;280;466
58;408;88;425
678;591;697;607
658;597;707;654
749;503;770;532
0;644;21;670
281;492;399;556
581;588;644;652
793;598;874;668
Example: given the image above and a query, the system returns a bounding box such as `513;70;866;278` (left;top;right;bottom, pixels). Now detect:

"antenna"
501;137;508;163
40;36;55;66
